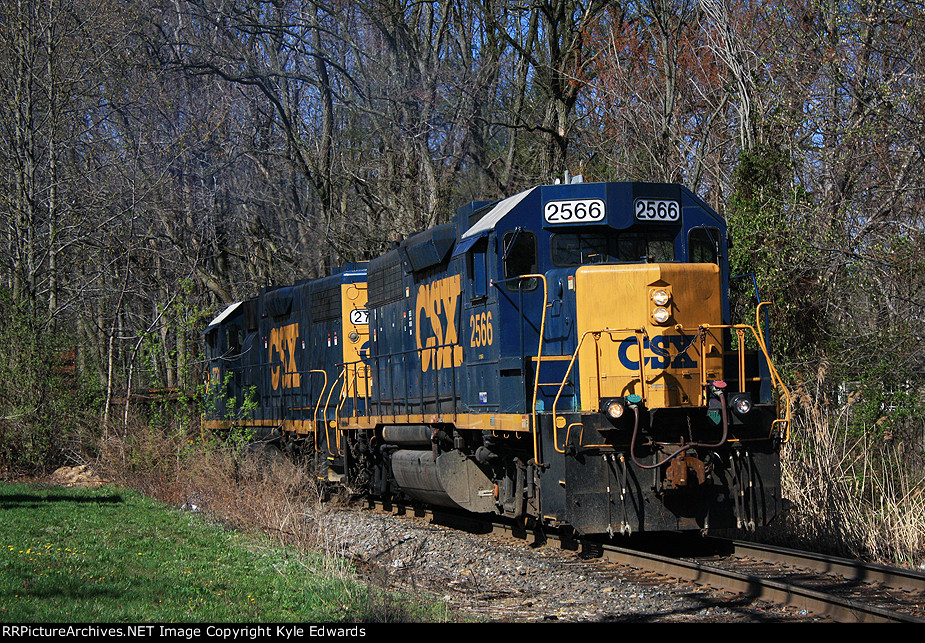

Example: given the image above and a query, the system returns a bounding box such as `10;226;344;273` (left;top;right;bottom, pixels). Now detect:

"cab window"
551;233;609;267
689;227;720;264
615;230;676;262
502;229;538;291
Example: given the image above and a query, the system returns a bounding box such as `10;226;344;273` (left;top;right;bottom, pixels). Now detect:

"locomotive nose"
574;263;723;410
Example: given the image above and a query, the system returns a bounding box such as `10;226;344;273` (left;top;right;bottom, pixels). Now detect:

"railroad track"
367;499;925;623
595;537;925;623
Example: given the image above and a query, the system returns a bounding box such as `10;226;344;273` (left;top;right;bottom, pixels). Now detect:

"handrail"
531;274;548;467
551;327;640;454
755;302;792;442
308;369;328;445
548;320;790;450
340;361;367;420
335;366;350;428
551;330;595;453
322;368;346;457
334;362;370;422
685;321;791;443
566;422;609;450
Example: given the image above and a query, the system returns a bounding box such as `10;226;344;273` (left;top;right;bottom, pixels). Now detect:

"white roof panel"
461;187;537;239
203;301;243;333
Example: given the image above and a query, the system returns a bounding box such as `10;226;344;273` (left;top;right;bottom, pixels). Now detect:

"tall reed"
776;372;925;568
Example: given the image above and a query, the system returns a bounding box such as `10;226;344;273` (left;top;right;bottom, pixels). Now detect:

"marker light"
728;393;753;416
652;307;671;323
652;289;670;306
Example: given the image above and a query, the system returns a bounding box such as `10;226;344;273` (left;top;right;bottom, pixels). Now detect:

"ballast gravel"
319;506;825;623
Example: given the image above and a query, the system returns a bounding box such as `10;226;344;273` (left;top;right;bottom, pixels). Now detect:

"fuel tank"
389;449;497;513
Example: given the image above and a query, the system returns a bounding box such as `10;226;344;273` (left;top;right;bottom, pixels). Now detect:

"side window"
689;227;720;264
468;238;489;300
502;229;538;291
225;325;242;355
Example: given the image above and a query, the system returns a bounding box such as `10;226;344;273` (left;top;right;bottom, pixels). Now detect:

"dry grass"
96;419;356;579
771;372;925;568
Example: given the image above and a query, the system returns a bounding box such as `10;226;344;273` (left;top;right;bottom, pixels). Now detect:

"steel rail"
597;541;925;623
721;538;925;593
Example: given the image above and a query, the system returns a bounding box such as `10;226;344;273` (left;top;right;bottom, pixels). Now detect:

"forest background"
1;0;923;564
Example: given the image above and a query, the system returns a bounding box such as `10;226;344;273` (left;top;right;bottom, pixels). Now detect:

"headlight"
652;289;670;306
602;399;625;419
652;306;671;323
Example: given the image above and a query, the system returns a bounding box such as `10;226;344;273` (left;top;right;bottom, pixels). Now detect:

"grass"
0;481;440;622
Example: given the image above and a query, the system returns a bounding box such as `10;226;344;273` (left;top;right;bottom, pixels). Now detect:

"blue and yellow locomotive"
203;180;790;535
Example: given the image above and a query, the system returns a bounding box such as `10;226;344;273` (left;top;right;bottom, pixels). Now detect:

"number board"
349;308;369;325
544;198;606;224
634;198;680;222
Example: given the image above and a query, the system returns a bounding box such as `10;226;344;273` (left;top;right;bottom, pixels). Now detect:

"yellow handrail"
755;302;792;443
547;319;790;447
550;327;641;454
551;330;596;454
689;321;791;443
322;367;346;457
309;369;328;447
566;422;610;450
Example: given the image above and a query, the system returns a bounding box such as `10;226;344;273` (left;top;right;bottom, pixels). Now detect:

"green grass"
0;481;427;622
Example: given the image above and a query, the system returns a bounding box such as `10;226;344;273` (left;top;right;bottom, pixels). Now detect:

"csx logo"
618;335;698;370
416;275;463;372
269;323;301;389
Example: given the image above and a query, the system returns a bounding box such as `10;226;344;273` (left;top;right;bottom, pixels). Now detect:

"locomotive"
202;180;790;536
